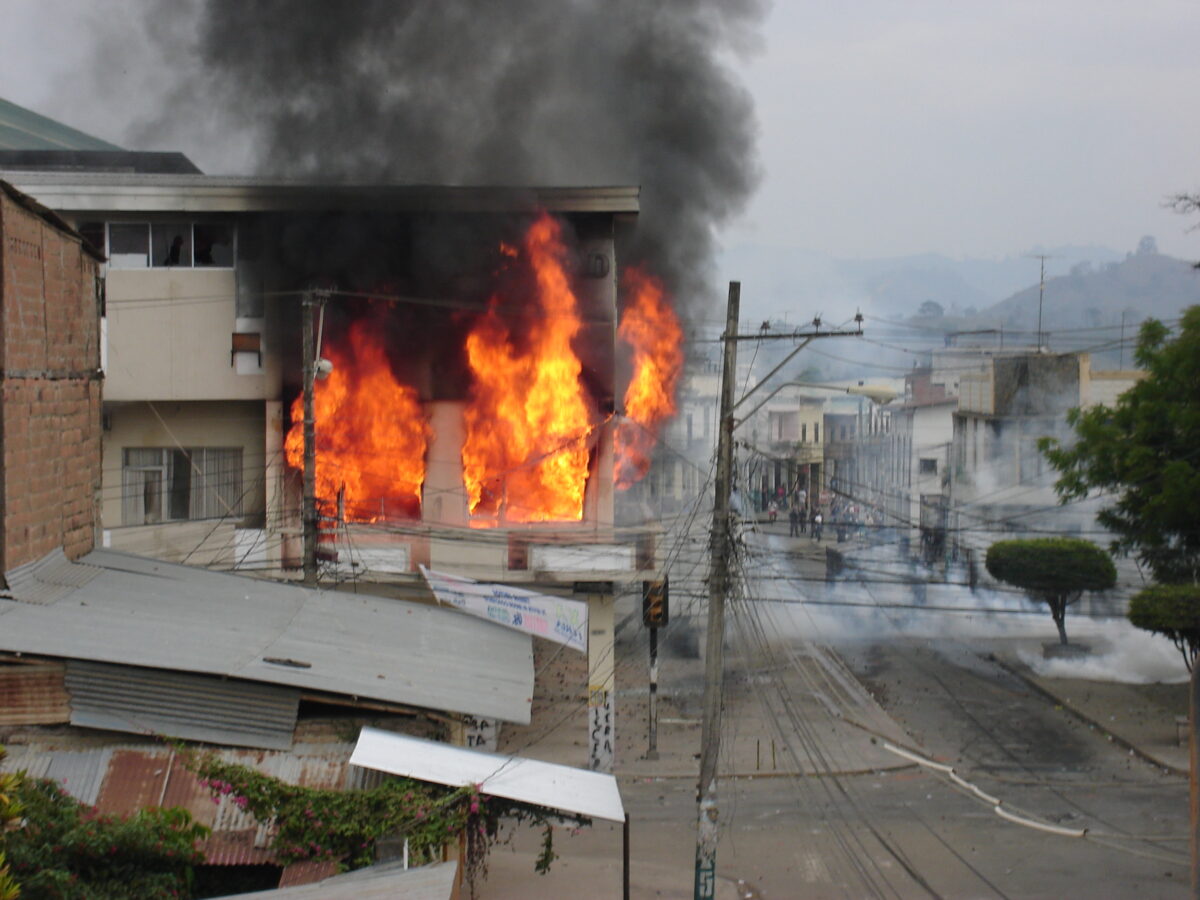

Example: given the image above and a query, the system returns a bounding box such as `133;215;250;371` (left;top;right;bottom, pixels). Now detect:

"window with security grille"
121;447;243;525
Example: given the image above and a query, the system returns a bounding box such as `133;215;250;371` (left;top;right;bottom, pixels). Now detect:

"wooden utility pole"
301;290;318;583
694;281;740;899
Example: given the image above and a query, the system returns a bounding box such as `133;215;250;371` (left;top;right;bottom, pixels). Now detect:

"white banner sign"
420;566;588;653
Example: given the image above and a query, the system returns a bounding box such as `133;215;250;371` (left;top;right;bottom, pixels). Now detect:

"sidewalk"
987;641;1190;774
489;617;916;898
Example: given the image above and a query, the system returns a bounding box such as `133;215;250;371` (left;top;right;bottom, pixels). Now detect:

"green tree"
0;748;22;900
1039;307;1200;584
985;538;1117;645
1128;584;1200;670
1;770;208;900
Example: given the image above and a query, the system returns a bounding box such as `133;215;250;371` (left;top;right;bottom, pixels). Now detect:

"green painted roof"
0;97;123;151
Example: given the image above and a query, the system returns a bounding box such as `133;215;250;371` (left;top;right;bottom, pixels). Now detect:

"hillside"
981;249;1200;335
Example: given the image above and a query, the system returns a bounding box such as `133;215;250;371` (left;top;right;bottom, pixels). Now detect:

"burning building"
1;163;681;584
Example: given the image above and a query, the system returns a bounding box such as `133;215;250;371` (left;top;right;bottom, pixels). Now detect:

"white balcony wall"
104;270;278;401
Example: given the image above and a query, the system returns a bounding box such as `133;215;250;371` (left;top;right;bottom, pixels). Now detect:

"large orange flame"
461;213;595;524
284;318;431;522
614;268;683;489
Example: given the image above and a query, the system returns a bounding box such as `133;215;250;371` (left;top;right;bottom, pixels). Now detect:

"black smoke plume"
131;0;765;316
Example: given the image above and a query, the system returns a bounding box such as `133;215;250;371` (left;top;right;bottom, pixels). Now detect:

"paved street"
486;525;1190;898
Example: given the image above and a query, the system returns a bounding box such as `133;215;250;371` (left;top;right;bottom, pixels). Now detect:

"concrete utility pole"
1191;662;1199;897
693;292;865;899
694;282;740;899
301;291;318;582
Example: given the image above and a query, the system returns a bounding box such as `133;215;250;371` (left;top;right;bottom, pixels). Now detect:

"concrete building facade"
1;169;655;588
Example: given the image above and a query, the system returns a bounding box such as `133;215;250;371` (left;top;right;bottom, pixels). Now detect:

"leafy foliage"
1;770;208;900
0;748;21;900
1128;584;1200;671
985;537;1116;644
184;748;586;898
1039;307;1200;583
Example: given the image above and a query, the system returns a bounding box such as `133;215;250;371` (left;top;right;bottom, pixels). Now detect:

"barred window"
121;447;243;525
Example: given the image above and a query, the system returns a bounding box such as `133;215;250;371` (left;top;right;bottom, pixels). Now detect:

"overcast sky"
3;0;1198;262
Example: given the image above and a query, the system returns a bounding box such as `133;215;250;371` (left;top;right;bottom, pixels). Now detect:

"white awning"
349;727;625;823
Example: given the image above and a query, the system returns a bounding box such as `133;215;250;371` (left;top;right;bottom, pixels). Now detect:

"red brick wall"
0;188;102;571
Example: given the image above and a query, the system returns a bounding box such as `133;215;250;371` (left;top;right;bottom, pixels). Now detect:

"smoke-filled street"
488;524;1189;898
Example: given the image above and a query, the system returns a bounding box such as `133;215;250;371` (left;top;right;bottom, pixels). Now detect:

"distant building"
888;368;956;556
950;352;1143;583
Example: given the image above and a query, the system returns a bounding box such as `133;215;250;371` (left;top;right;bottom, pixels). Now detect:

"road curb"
615;762;918;780
989;654;1188;777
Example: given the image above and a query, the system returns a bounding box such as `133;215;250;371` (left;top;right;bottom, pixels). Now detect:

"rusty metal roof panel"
65;660;299;750
94;749;176;817
0;549;533;724
278;860;340;888
203;829;276;867
0;663;70;725
2;737;404;869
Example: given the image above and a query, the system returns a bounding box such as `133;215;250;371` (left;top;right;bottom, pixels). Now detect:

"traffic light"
642;576;669;629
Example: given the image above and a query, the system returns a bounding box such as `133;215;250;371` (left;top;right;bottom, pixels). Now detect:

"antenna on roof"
1025;253;1056;352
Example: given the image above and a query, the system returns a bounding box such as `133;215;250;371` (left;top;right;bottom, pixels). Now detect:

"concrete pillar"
580;582;616;772
263;400;287;570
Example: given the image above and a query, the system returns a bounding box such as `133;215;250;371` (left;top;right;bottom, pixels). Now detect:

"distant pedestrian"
788;506;800;536
812;511;823;541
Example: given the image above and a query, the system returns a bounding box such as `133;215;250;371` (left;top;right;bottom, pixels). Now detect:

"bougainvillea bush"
186;749;587;898
2;773;208;900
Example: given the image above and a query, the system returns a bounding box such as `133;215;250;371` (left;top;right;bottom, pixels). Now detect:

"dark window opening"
154;223;193;267
109;223;150;267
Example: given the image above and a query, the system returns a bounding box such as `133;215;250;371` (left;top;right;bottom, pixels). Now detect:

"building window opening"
122;447;244;525
919;457;938;476
194;223;235;266
154;223;193;267
108;224;150;268
105;222;236;270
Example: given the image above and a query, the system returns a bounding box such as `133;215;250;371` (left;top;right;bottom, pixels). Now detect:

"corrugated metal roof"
0;98;123;151
0;746;114;807
351;727;626;822
0;663;70;725
65;660;299;750
212;860;457;899
1;737;379;866
0;549;533;724
0;150;201;174
0;170;640;216
5;547;102;605
278;860;340;887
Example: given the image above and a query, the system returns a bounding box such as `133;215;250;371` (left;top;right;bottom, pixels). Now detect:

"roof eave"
0;173;641;216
